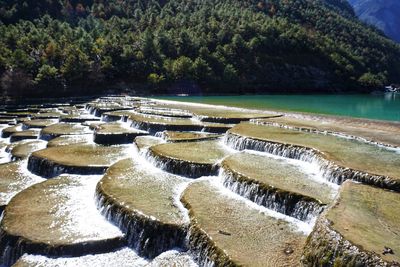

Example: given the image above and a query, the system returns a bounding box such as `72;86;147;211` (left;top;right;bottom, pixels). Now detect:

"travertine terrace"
0;96;398;266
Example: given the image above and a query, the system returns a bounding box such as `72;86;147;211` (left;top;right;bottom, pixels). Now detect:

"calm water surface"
156;94;400;122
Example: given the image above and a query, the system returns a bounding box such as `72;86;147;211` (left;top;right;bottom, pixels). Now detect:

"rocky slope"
349;0;400;42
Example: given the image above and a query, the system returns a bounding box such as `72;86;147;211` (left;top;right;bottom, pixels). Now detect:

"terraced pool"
0;96;398;266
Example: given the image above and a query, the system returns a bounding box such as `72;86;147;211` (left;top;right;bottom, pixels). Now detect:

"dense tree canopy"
0;0;399;97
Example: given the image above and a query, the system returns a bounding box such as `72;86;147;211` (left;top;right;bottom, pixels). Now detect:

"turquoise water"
156;94;400;122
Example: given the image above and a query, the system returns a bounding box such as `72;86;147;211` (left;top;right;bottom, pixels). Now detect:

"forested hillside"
1;0;400;97
349;0;400;43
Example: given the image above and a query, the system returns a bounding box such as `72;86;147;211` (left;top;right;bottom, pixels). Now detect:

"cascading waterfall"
180;196;232;267
185;224;225;267
200;125;232;134
143;149;219;178
220;168;324;222
9;135;37;143
181;176;315;267
224;133;400;192
27;155;108;178
252;120;400;152
129;120;153;134
95;186;187;259
154;131;165;139
194;115;232;124
101;114;120;122
100;112;132;123
93;129;146;145
129;120;203;136
39;132;58;141
86;106;98;116
93;109;104;117
0;147;10;164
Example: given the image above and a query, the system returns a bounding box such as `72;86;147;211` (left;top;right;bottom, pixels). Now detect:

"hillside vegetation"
0;0;400;97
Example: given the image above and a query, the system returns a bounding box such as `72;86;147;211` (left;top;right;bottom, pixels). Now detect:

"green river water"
156;94;400;122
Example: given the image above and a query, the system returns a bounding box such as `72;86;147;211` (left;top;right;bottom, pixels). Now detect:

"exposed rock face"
350;0;400;42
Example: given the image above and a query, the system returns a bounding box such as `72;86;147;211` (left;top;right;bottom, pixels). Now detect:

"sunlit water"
156;93;400;121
